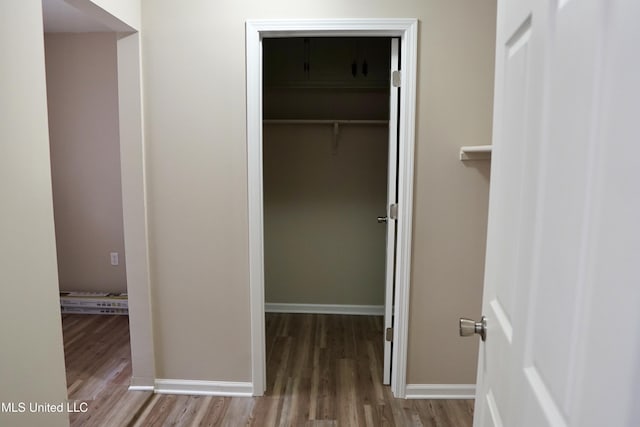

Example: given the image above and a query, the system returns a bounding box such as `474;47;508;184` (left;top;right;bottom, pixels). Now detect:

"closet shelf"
263;119;389;156
459;145;492;161
263;119;388;125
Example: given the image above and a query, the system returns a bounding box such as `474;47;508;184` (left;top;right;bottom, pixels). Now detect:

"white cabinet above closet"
264;38;391;89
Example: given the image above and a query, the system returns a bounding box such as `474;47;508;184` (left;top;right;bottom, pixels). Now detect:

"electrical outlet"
110;252;119;266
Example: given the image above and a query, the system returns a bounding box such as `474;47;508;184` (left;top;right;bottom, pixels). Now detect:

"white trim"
246;18;418;399
383;37;400;387
265;303;384;316
405;384;477;399
154;379;253;397
129;376;154;391
247;18;419;37
246;19;267;398
128;385;154;392
117;31;156;393
390;18;418;400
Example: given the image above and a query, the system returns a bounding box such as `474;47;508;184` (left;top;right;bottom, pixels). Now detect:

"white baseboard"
265;303;384;316
129;376;154;391
154;379;253;397
129;385;154;392
405;384;476;399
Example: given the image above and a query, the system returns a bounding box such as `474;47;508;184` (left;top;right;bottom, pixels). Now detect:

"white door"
383;38;400;385
472;0;640;426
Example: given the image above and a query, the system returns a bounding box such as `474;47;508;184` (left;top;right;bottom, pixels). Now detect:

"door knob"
459;316;487;341
377;216;388;223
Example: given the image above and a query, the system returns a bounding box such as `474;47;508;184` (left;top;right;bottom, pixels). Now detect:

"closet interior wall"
263;37;391;308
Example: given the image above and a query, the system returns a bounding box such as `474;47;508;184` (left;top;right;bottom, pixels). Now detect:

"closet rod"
263;119;388;125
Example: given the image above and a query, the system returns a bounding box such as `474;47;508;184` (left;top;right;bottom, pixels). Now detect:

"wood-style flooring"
63;314;150;426
62;313;474;426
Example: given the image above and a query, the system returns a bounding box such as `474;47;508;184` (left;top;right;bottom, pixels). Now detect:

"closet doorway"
263;35;398;387
246;19;418;398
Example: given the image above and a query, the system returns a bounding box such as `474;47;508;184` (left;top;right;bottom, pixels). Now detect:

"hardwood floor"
62;314;151;426
62;313;474;426
62;314;152;426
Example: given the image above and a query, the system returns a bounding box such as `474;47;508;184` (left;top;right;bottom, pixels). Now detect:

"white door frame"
383;37;400;386
246;18;418;398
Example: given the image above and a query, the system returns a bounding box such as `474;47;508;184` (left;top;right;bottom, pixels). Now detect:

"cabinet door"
356;38;391;87
263;38;308;87
264;37;390;89
308;38;356;86
309;38;390;88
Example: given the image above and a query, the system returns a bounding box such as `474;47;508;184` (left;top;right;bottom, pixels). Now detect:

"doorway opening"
43;26;135;415
262;35;394;396
41;0;154;411
246;19;418;398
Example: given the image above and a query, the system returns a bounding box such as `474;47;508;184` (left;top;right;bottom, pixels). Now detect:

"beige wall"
45;33;127;294
0;1;69;426
142;0;495;384
264;125;388;306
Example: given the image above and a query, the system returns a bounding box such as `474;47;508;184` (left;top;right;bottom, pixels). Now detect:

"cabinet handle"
303;38;310;77
362;60;368;77
351;61;357;77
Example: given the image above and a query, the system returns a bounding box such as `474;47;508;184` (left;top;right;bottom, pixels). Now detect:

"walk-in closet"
262;37;395;394
264;36;392;309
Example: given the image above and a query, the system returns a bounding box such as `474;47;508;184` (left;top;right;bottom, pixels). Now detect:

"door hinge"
385;327;394;342
389;203;398;220
392;70;401;87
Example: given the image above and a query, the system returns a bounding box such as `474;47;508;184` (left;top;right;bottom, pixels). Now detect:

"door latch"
389;203;398;220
